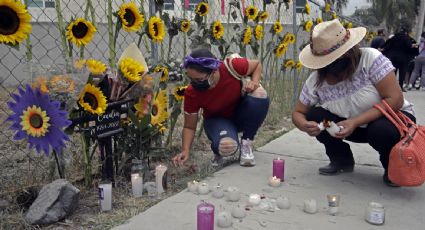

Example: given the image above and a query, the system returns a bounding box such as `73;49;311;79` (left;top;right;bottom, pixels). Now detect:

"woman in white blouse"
292;19;416;187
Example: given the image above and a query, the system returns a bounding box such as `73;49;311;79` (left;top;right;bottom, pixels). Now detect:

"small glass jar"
365;202;385;225
131;159;144;197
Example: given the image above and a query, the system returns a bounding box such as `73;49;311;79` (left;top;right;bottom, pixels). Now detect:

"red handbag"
374;100;425;186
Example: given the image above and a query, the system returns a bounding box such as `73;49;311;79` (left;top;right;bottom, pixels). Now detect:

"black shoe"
319;163;354;175
383;174;400;187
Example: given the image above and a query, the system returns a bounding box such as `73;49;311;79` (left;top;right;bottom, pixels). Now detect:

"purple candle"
197;201;214;230
273;158;285;181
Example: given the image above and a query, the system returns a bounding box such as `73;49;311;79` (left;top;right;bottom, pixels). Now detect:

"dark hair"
421;32;425;38
316;45;362;87
186;49;217;74
377;29;385;36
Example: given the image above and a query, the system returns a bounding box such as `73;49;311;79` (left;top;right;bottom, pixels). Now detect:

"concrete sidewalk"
114;91;425;230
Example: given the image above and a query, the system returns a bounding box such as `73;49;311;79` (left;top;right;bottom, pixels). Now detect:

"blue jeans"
203;95;270;155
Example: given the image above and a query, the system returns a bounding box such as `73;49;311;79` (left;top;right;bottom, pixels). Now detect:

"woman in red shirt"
172;49;269;167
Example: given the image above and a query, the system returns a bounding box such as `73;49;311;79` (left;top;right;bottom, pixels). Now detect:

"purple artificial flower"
6;84;71;155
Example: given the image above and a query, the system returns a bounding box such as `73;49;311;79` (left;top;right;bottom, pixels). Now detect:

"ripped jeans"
203;94;270;156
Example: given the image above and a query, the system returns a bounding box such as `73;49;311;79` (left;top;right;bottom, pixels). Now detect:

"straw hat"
299;19;366;69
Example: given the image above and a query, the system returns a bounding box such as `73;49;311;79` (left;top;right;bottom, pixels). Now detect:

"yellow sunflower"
118;2;144;32
20;105;50;137
283;33;296;44
49;75;75;93
258;11;269;21
150;90;168;126
324;3;331;13
212;21;224;40
332;11;337;20
0;0;32;45
304;20;313;32
296;61;302;71
153;65;169;82
32;77;49;94
346;22;353;29
78;84;107;115
316;17;323;24
119;57;144;82
195;2;209;17
304;3;311;15
254;25;263;40
147;16;165;43
86;59;107;75
66;18;96;47
275;42;287;58
73;59;86;70
242;26;252;45
173;86;187;101
273;21;283;34
284;59;295;69
158;124;167;134
245;5;258;21
180;19;191;33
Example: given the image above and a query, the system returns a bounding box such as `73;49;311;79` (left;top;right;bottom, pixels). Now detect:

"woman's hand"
172;151;189;167
302;121;321;137
335;119;358;139
244;80;260;93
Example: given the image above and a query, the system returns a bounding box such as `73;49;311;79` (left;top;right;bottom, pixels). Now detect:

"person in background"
407;31;425;91
292;19;415;187
370;29;386;50
172;49;270;168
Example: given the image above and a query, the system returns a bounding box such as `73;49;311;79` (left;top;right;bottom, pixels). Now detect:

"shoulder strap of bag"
373;100;409;136
223;53;244;81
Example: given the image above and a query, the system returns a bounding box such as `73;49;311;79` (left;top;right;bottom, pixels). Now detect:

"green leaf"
163;13;171;27
127;109;141;130
6;42;20;51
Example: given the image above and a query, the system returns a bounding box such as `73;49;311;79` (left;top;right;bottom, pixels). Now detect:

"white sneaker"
240;139;256;166
420;87;425;91
407;84;413;90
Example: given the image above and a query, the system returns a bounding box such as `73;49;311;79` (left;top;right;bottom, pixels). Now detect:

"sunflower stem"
55;0;70;70
81;133;92;187
108;0;116;70
23;0;33;63
88;0;97;27
53;150;64;179
166;35;174;63
166;108;178;148
80;1;91;59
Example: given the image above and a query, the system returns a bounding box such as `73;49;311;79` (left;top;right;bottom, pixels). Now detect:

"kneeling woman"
172;49;269;167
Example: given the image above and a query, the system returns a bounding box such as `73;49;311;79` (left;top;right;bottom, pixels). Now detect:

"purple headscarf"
182;55;221;70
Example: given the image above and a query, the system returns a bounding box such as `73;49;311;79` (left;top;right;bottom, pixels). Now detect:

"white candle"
225;186;240;202
303;199;318;214
98;182;112;211
327;195;340;216
131;173;143;197
217;210;233;228
276;196;291;209
248;194;261;206
155;164;167;195
268;176;281;187
198;182;210;195
188;180;199;193
212;184;224;198
231;205;246;219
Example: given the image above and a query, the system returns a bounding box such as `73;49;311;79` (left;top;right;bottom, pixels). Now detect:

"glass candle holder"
327;194;340;215
131;159;144;197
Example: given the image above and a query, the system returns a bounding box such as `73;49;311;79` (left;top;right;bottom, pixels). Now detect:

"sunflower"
316;17;323;24
245;5;258;20
0;0;32;45
147;16;165;43
195;1;209;17
304;3;311;15
180;19;190;33
324;3;331;13
158;124;167;134
150;90;168;126
254;25;263;40
273;21;283;34
66;18;96;47
6;85;71;155
118;2;144;32
153;65;169;82
275;42;287;58
32;77;49;94
296;61;302;71
78;83;107;115
86;59;107;75
242;26;252;45
283;33;296;44
74;59;86;70
304;20;313;32
48;75;75;93
258;11;269;21
173;86;187;101
212;21;224;40
134;93;152;119
332;11;337;20
283;59;295;69
119;57;144;83
346;22;353;29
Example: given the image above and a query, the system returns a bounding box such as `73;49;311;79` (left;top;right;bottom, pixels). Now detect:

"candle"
273;158;285;181
197;201;214;230
365;202;385;225
231;205;246;219
248;194;261;206
327;195;340;216
225;186;240;202
276;196;291;209
303;199;318;214
155;164;167;195
212;184;224;198
131;173;143;197
268;176;281;187
198;182;210;195
217;210;232;228
98;181;112;211
188;180;199;193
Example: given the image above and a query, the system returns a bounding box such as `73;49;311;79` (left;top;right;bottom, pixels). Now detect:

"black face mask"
191;79;210;91
324;57;350;74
